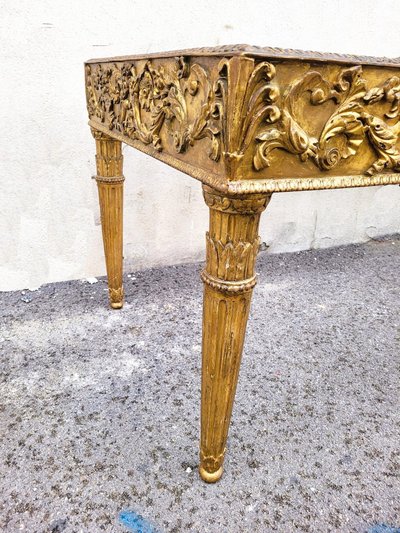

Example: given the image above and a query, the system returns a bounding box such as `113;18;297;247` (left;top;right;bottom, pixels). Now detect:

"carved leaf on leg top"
205;233;260;281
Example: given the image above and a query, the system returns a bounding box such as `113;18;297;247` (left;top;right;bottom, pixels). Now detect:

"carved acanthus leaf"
364;76;400;119
214;57;280;174
361;114;400;174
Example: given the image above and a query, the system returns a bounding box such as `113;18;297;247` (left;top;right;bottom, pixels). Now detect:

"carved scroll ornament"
252;65;400;175
86;57;222;161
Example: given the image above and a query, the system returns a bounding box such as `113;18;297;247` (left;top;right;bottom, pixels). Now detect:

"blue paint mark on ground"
368;525;400;533
119;510;159;533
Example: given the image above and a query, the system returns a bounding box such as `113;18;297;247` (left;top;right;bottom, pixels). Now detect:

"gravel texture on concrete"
0;237;399;533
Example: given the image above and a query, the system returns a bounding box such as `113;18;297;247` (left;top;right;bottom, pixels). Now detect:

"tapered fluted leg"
199;185;272;482
92;130;124;309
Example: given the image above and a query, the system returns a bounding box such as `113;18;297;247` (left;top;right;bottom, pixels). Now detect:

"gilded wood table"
85;45;400;483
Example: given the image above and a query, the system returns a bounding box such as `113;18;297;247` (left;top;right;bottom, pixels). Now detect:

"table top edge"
85;44;400;68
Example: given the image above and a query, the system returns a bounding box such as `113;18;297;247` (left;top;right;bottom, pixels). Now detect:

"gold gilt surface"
86;46;400;483
85;45;400;194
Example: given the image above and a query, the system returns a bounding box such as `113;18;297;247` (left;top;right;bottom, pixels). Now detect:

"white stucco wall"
1;0;399;291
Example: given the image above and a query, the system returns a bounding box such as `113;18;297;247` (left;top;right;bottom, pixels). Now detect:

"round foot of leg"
110;301;123;309
199;465;223;483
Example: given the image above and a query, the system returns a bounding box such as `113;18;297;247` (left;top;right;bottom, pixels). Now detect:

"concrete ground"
0;237;399;533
